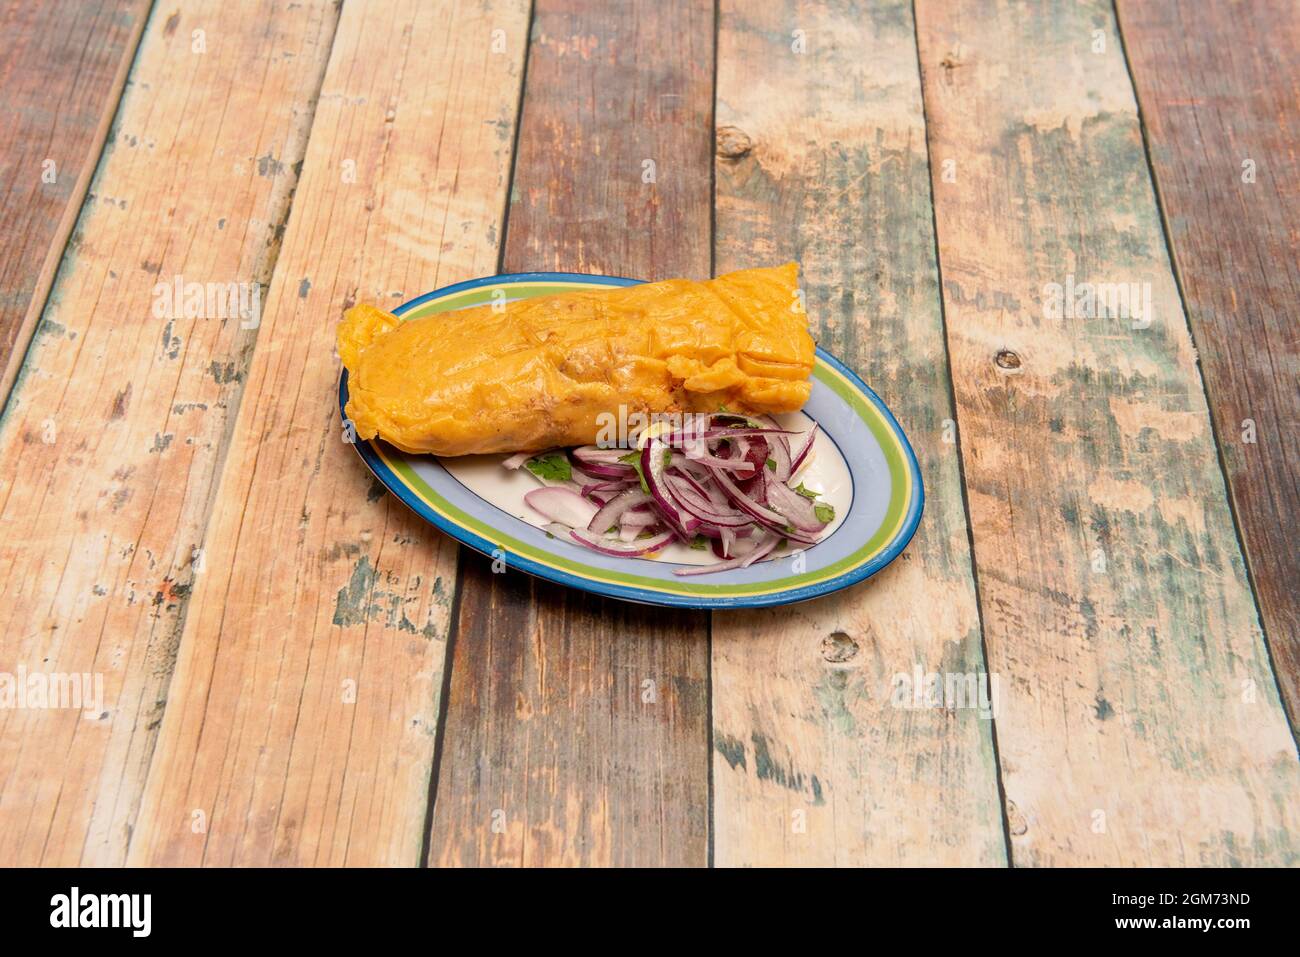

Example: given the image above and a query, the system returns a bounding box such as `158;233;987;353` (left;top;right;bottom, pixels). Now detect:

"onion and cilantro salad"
504;413;834;576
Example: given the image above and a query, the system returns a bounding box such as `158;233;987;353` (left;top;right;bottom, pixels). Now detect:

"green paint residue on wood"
813;669;859;737
749;732;825;805
714;733;747;772
332;555;445;639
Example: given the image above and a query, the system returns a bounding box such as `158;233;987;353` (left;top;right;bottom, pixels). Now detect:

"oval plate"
338;272;923;608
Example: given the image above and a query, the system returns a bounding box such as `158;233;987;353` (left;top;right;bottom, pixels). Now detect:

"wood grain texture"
127;0;530;867
709;0;1006;866
1116;0;1300;729
915;0;1299;865
0;0;340;867
426;0;715;867
0;0;150;400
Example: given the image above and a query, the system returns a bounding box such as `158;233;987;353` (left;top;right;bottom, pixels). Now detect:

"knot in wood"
821;630;860;663
716;125;753;158
994;349;1022;370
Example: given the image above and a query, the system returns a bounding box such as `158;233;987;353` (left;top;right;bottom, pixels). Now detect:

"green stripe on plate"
407;283;596;316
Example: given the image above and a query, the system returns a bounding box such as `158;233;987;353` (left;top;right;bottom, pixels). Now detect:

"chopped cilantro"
525;452;571;482
790;481;834;522
766;458;776;470
689;534;708;550
620;451;650;493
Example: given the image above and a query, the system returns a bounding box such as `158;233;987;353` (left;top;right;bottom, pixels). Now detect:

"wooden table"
0;0;1295;867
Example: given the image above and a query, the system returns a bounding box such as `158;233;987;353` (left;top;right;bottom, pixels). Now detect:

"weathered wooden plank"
0;0;341;868
0;0;150;400
427;0;715;867
1115;0;1300;729
709;0;1006;865
127;0;530;867
914;0;1299;865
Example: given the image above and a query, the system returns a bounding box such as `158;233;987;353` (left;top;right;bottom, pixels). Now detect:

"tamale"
338;262;815;456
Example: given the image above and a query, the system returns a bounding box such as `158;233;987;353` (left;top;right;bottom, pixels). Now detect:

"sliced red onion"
641;437;688;529
766;479;824;532
710;425;796;437
565;526;676;556
734;436;752;466
710;467;820;545
790;424;818;474
768;433;792;483
588;488;652;533
708;466;790;528
666;475;749;527
667;466;715;502
664;425;798;447
525;487;599;528
509;418;826;575
697;523;753;541
620;508;659;529
581;479;635;500
573;445;631;464
674;532;779;576
736;435;768;489
572;459;637;481
680;449;759;471
711;530;760;559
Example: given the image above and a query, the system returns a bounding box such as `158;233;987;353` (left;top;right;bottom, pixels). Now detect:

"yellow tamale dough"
338;262;815;456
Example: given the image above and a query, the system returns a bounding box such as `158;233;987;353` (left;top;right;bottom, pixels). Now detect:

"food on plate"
506;412;835;576
338;263;814;456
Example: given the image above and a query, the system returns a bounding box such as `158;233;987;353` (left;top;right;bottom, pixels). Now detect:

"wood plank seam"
425;0;716;868
908;0;1016;865
127;1;346;862
0;0;153;403
1111;0;1300;743
418;0;538;868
